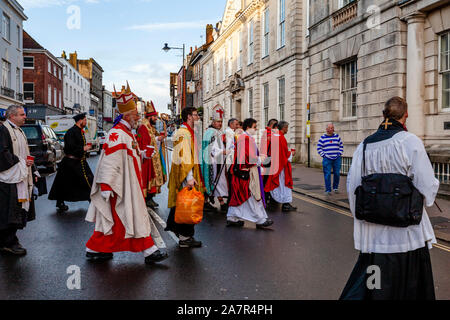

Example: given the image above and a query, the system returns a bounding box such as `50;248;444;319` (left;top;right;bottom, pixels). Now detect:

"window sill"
276;45;286;51
340;116;357;122
2;37;11;45
262;55;269;60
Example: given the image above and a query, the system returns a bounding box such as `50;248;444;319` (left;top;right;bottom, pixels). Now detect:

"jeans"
322;157;342;192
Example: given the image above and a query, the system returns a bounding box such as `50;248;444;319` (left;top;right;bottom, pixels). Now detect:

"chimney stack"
206;24;214;45
69;51;78;69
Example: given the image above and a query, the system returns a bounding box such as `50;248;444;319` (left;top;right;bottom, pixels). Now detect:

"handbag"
175;187;204;224
354;141;424;227
232;164;250;180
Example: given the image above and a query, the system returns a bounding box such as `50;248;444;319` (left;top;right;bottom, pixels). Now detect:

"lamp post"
162;43;185;66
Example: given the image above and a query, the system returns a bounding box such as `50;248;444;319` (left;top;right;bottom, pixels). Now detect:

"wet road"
0;154;449;300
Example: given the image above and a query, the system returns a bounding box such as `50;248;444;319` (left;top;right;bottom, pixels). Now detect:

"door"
235;99;242;121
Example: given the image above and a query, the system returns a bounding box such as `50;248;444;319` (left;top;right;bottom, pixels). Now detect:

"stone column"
405;12;426;139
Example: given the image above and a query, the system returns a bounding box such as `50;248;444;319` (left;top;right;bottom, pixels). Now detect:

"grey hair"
277;120;289;130
6;105;24;119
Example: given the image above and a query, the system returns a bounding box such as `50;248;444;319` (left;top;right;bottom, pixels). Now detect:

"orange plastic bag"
174;187;205;224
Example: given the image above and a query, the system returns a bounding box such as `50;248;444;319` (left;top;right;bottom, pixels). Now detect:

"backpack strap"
362;139;368;177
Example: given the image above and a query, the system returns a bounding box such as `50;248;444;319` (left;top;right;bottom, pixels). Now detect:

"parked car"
22;124;64;173
98;130;107;151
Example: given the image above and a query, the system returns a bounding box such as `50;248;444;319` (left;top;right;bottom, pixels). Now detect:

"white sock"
86;248;99;253
142;245;159;257
179;235;190;241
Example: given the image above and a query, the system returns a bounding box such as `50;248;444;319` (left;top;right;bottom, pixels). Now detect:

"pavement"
290;163;450;243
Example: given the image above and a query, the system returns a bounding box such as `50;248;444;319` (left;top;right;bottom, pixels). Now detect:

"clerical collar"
378;118;406;131
7;119;18;128
119;119;132;131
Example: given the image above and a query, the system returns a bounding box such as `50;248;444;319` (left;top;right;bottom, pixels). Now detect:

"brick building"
23;30;64;121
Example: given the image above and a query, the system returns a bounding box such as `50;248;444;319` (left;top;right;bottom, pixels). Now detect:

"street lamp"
162;43;185;66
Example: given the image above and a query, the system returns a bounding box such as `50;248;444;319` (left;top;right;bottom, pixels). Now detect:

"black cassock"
0;125;35;231
48;125;93;202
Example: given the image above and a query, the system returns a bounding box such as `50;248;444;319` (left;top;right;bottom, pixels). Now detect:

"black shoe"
282;203;297;212
57;202;69;211
145;250;169;264
86;252;113;261
0;243;27;256
220;203;229;213
256;219;274;229
179;237;202;248
204;202;216;212
226;220;244;227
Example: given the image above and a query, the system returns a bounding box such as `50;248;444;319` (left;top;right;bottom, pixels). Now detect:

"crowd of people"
0;88;440;300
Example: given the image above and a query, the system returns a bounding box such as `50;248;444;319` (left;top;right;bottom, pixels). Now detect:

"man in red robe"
137;101;166;209
264;121;297;212
85;83;168;264
227;118;273;229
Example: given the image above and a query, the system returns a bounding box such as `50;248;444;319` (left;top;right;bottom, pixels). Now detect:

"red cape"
137;124;157;195
264;132;293;192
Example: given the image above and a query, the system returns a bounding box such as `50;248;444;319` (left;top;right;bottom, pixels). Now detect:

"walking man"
48;112;94;211
264;121;297;212
85;83;168;264
317;123;343;195
0;105;35;256
227;118;273;229
137;101;167;209
201;105;229;212
341;97;439;300
166;107;205;248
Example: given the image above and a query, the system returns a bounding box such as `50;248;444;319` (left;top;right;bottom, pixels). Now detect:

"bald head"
326;123;334;136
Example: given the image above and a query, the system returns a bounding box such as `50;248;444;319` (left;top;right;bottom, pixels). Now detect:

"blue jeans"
322;157;342;192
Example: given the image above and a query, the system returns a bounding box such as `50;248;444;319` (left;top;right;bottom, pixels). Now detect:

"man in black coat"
48;113;94;211
0;105;35;256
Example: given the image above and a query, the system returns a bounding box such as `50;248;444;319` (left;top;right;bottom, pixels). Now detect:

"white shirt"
347;131;439;254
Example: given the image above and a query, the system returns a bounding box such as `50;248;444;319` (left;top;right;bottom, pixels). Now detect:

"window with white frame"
216;56;220;85
24;83;34;101
341;60;357;118
2;60;11;88
54;87;57;106
278;77;285;120
228;37;233;76
16;68;20;93
53;65;57;77
263;82;269;125
248;88;254;118
70;85;72;102
222;49;226;81
238;29;243;70
2;13;10;41
48;60;51;73
278;0;285;48
248;20;254;65
263;9;270;57
17;25;20;48
440;32;450;109
205;63;210;93
48;84;52;104
59;91;62;109
24;56;34;69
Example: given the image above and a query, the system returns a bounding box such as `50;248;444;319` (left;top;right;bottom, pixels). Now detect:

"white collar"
120;119;131;130
7;119;18;128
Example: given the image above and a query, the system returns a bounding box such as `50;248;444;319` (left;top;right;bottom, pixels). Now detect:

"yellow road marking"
292;193;450;253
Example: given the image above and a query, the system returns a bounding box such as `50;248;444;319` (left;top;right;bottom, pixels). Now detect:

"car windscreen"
22;126;40;140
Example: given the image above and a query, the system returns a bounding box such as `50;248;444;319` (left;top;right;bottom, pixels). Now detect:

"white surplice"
347;131;439;254
210;128;228;197
270;153;293;204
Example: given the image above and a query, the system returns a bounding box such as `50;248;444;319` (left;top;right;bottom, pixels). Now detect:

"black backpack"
354;140;424;227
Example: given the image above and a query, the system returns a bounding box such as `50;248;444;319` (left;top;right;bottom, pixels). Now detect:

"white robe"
225;127;235;171
210;129;228;197
347;131;439;254
85;121;152;239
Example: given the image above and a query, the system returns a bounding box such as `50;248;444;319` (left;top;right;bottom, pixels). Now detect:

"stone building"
306;0;450;183
200;0;307;149
0;0;27;116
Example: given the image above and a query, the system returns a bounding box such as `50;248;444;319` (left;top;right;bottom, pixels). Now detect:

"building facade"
0;0;27;116
200;0;306;151
307;0;450;179
58;51;90;115
23;31;64;121
102;86;113;131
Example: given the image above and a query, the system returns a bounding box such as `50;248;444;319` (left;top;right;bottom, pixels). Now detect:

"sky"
19;0;226;114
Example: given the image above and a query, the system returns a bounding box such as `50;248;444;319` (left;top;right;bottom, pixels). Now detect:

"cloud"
126;20;209;32
19;0;103;9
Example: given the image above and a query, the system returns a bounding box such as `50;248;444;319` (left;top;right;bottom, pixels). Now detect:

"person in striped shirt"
317;123;344;195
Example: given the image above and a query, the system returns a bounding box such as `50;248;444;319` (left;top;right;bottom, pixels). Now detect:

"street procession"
0;0;450;305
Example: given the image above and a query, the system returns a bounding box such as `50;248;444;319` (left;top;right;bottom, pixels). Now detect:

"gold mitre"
114;82;136;114
145;101;158;116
